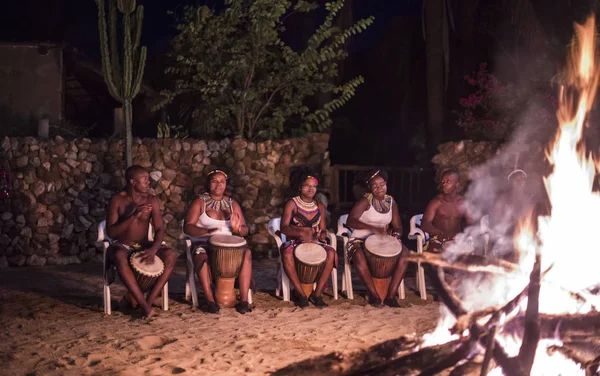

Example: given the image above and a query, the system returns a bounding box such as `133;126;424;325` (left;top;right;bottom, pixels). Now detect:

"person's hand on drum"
139;248;157;264
230;212;242;234
317;228;328;243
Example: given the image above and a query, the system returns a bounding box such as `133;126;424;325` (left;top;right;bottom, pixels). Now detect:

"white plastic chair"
97;220;169;315
337;214;405;300
267;217;338;301
407;214;428;300
183;222;253;308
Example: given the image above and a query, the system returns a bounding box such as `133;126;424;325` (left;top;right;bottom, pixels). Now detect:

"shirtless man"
421;168;470;252
106;165;177;318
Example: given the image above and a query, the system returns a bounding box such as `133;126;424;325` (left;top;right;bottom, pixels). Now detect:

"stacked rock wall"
0;134;331;267
431;140;500;188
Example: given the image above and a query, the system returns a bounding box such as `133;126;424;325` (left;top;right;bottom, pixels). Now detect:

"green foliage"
155;0;374;140
96;0;147;166
157;122;189;139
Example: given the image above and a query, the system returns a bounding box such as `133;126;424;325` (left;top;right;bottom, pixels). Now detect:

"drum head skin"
129;252;165;276
209;235;247;248
294;243;327;265
364;234;402;257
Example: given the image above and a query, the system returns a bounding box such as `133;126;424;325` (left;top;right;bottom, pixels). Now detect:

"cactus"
96;0;147;167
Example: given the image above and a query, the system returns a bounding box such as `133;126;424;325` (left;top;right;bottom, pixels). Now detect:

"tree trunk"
425;0;446;156
113;107;125;137
124;101;133;168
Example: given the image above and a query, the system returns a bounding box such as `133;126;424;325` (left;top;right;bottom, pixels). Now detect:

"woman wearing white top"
184;169;252;314
346;170;409;308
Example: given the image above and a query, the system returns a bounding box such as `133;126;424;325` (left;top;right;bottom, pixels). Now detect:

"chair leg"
186;253;199;308
282;268;291;302
276;264;282;298
104;284;111;315
162;282;169;311
331;268;338;300
417;261;427;300
345;261;353;300
248;288;253;305
398;279;405;300
341;270;346;292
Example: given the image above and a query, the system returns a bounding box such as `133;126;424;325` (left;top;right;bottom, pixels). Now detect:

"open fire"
407;14;600;376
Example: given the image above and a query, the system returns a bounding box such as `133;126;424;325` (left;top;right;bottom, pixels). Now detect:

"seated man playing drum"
346;169;409;308
421;168;470;253
106;165;177;319
280;172;336;308
184;169;252;314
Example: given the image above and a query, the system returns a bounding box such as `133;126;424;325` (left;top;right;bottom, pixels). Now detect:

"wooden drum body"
129;252;165;292
364;234;402;300
294;243;327;297
208;235;247;308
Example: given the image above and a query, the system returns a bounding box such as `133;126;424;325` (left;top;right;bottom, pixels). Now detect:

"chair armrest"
98;240;111;250
267;227;283;249
408;228;425;241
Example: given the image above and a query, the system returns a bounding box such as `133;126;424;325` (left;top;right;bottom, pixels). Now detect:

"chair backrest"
409;214;430;242
411;214;423;228
267;217;286;243
336;214;350;237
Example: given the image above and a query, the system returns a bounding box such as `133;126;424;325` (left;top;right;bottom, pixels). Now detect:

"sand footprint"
137;336;178;350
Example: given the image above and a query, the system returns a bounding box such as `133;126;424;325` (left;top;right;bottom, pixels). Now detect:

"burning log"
405;252;520;275
480;315;499;376
425;265;527;376
517;253;542;375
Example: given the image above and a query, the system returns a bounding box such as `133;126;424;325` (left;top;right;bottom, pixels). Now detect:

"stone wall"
431;140;500;188
0;134;331;267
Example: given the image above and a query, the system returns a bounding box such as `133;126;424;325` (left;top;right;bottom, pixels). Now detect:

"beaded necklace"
201;193;232;213
365;193;392;213
293;196;318;213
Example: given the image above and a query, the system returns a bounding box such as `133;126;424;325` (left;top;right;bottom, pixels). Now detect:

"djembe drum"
364;234;402;300
294;243;327;297
208;234;247;308
129;252;165;291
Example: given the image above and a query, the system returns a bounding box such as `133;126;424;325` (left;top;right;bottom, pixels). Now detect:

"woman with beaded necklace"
184;169;252;314
280;171;336;308
346;169;409;308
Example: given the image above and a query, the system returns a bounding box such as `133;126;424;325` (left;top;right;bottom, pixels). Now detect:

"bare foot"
141;305;155;319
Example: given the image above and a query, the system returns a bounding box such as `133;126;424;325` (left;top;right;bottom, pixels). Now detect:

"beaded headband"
305;175;319;185
507;169;527;181
366;170;380;184
207;169;228;179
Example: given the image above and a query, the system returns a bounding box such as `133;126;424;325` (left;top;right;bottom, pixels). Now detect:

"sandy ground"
0;258;440;376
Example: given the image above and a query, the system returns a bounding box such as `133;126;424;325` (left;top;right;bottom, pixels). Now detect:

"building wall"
0;44;63;135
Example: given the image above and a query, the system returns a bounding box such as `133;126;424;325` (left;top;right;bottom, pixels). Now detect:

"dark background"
0;0;597;167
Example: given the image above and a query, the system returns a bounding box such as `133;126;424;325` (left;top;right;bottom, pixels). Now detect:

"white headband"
507;169;527;181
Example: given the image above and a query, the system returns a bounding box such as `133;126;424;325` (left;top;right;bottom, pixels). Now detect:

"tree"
96;0;147;167
156;0;374;140
424;0;452;155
